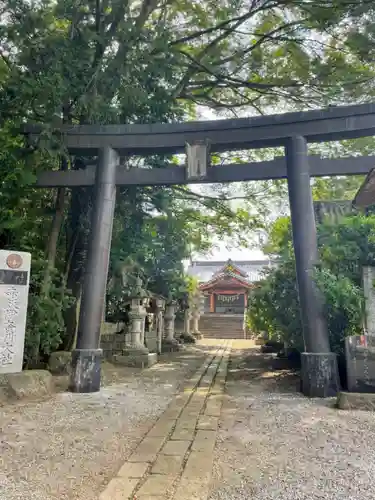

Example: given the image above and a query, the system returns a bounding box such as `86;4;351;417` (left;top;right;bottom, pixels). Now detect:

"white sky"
191;106;270;262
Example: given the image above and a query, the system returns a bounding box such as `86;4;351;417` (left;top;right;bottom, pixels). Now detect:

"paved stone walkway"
99;340;232;500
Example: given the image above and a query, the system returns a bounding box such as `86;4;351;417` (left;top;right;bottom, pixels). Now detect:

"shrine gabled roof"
199;269;252;291
188;259;273;283
213;259;247;278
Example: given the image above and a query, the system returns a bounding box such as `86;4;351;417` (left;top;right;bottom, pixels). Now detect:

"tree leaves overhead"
1;0;375;125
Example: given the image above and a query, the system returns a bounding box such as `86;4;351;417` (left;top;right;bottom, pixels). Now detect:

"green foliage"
318;214;375;286
25;257;74;366
262;216;293;258
312;176;364;201
250;213;372;354
248;259;303;350
315;268;364;356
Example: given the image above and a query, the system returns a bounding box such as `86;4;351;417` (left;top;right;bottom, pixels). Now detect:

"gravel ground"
209;342;375;500
0;346;210;500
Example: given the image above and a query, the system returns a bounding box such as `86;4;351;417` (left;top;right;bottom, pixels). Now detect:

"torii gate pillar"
69;146;118;393
286;136;339;397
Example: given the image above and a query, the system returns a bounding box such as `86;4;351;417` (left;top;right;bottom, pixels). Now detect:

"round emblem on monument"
6;253;23;269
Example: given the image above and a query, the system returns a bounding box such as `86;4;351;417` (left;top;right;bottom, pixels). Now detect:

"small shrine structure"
188;259;271;314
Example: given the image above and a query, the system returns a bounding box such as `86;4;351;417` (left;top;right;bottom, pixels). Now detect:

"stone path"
99;340;232;500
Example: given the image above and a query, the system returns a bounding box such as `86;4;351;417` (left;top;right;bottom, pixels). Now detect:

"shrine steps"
199;314;247;339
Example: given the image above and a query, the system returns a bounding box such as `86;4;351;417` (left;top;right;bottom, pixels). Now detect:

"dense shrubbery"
248;215;374;355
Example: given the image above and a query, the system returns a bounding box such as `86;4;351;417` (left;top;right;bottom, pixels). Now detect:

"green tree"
250;214;372;355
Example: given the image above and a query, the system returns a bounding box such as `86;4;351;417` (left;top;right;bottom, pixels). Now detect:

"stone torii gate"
24;103;375;397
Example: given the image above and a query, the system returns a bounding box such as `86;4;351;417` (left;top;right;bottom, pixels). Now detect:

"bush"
247;259;304;351
248;259;364;356
315;268;364;356
25;258;74;367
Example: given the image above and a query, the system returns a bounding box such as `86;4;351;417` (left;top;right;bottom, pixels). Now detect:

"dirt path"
0;345;214;500
3;340;375;500
209;341;375;500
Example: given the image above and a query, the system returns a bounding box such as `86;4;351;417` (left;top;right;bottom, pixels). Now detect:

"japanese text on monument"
0;250;31;374
0;287;20;365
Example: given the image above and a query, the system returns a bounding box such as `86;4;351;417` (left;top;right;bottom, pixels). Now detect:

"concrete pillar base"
193;331;203;340
301;352;340;398
69;348;102;393
161;338;181;352
113;351;158;368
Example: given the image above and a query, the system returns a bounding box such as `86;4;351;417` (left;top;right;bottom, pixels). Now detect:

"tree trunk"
62;158;93;350
41;186;67;295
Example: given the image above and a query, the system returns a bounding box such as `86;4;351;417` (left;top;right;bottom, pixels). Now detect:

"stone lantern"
118;277;158;367
162;296;180;352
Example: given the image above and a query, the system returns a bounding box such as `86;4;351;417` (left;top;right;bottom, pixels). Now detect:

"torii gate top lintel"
24;101;375;156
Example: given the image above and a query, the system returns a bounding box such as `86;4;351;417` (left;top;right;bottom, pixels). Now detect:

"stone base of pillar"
300;352;340;398
113;347;158;368
193;331;203;340
69;348;102;393
161;338;181;352
179;332;196;344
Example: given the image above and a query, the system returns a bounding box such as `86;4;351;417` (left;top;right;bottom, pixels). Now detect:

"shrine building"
188;259;272;314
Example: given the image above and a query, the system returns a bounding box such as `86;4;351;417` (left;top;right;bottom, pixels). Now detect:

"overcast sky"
189;106;276;262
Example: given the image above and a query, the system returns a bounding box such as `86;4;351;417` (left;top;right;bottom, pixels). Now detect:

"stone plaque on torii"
24;102;375;397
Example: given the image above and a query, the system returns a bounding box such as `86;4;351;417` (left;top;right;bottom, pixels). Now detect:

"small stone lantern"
128;277;149;352
117;277;158;368
162;296;180;352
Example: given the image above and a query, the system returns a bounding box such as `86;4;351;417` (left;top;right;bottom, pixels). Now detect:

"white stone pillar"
0;250;31;373
162;302;180;351
363;266;375;336
164;303;176;342
128;299;148;352
191;293;205;339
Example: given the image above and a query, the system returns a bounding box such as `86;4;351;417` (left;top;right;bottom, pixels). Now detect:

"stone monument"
362;266;375;335
345;335;375;392
0;250;31;374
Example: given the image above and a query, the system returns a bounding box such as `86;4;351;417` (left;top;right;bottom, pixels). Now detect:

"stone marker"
362;266;375;335
0;250;31;374
345;335;375;392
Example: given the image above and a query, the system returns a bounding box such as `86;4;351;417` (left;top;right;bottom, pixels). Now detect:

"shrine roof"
187;259;274;284
199;269;253;290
